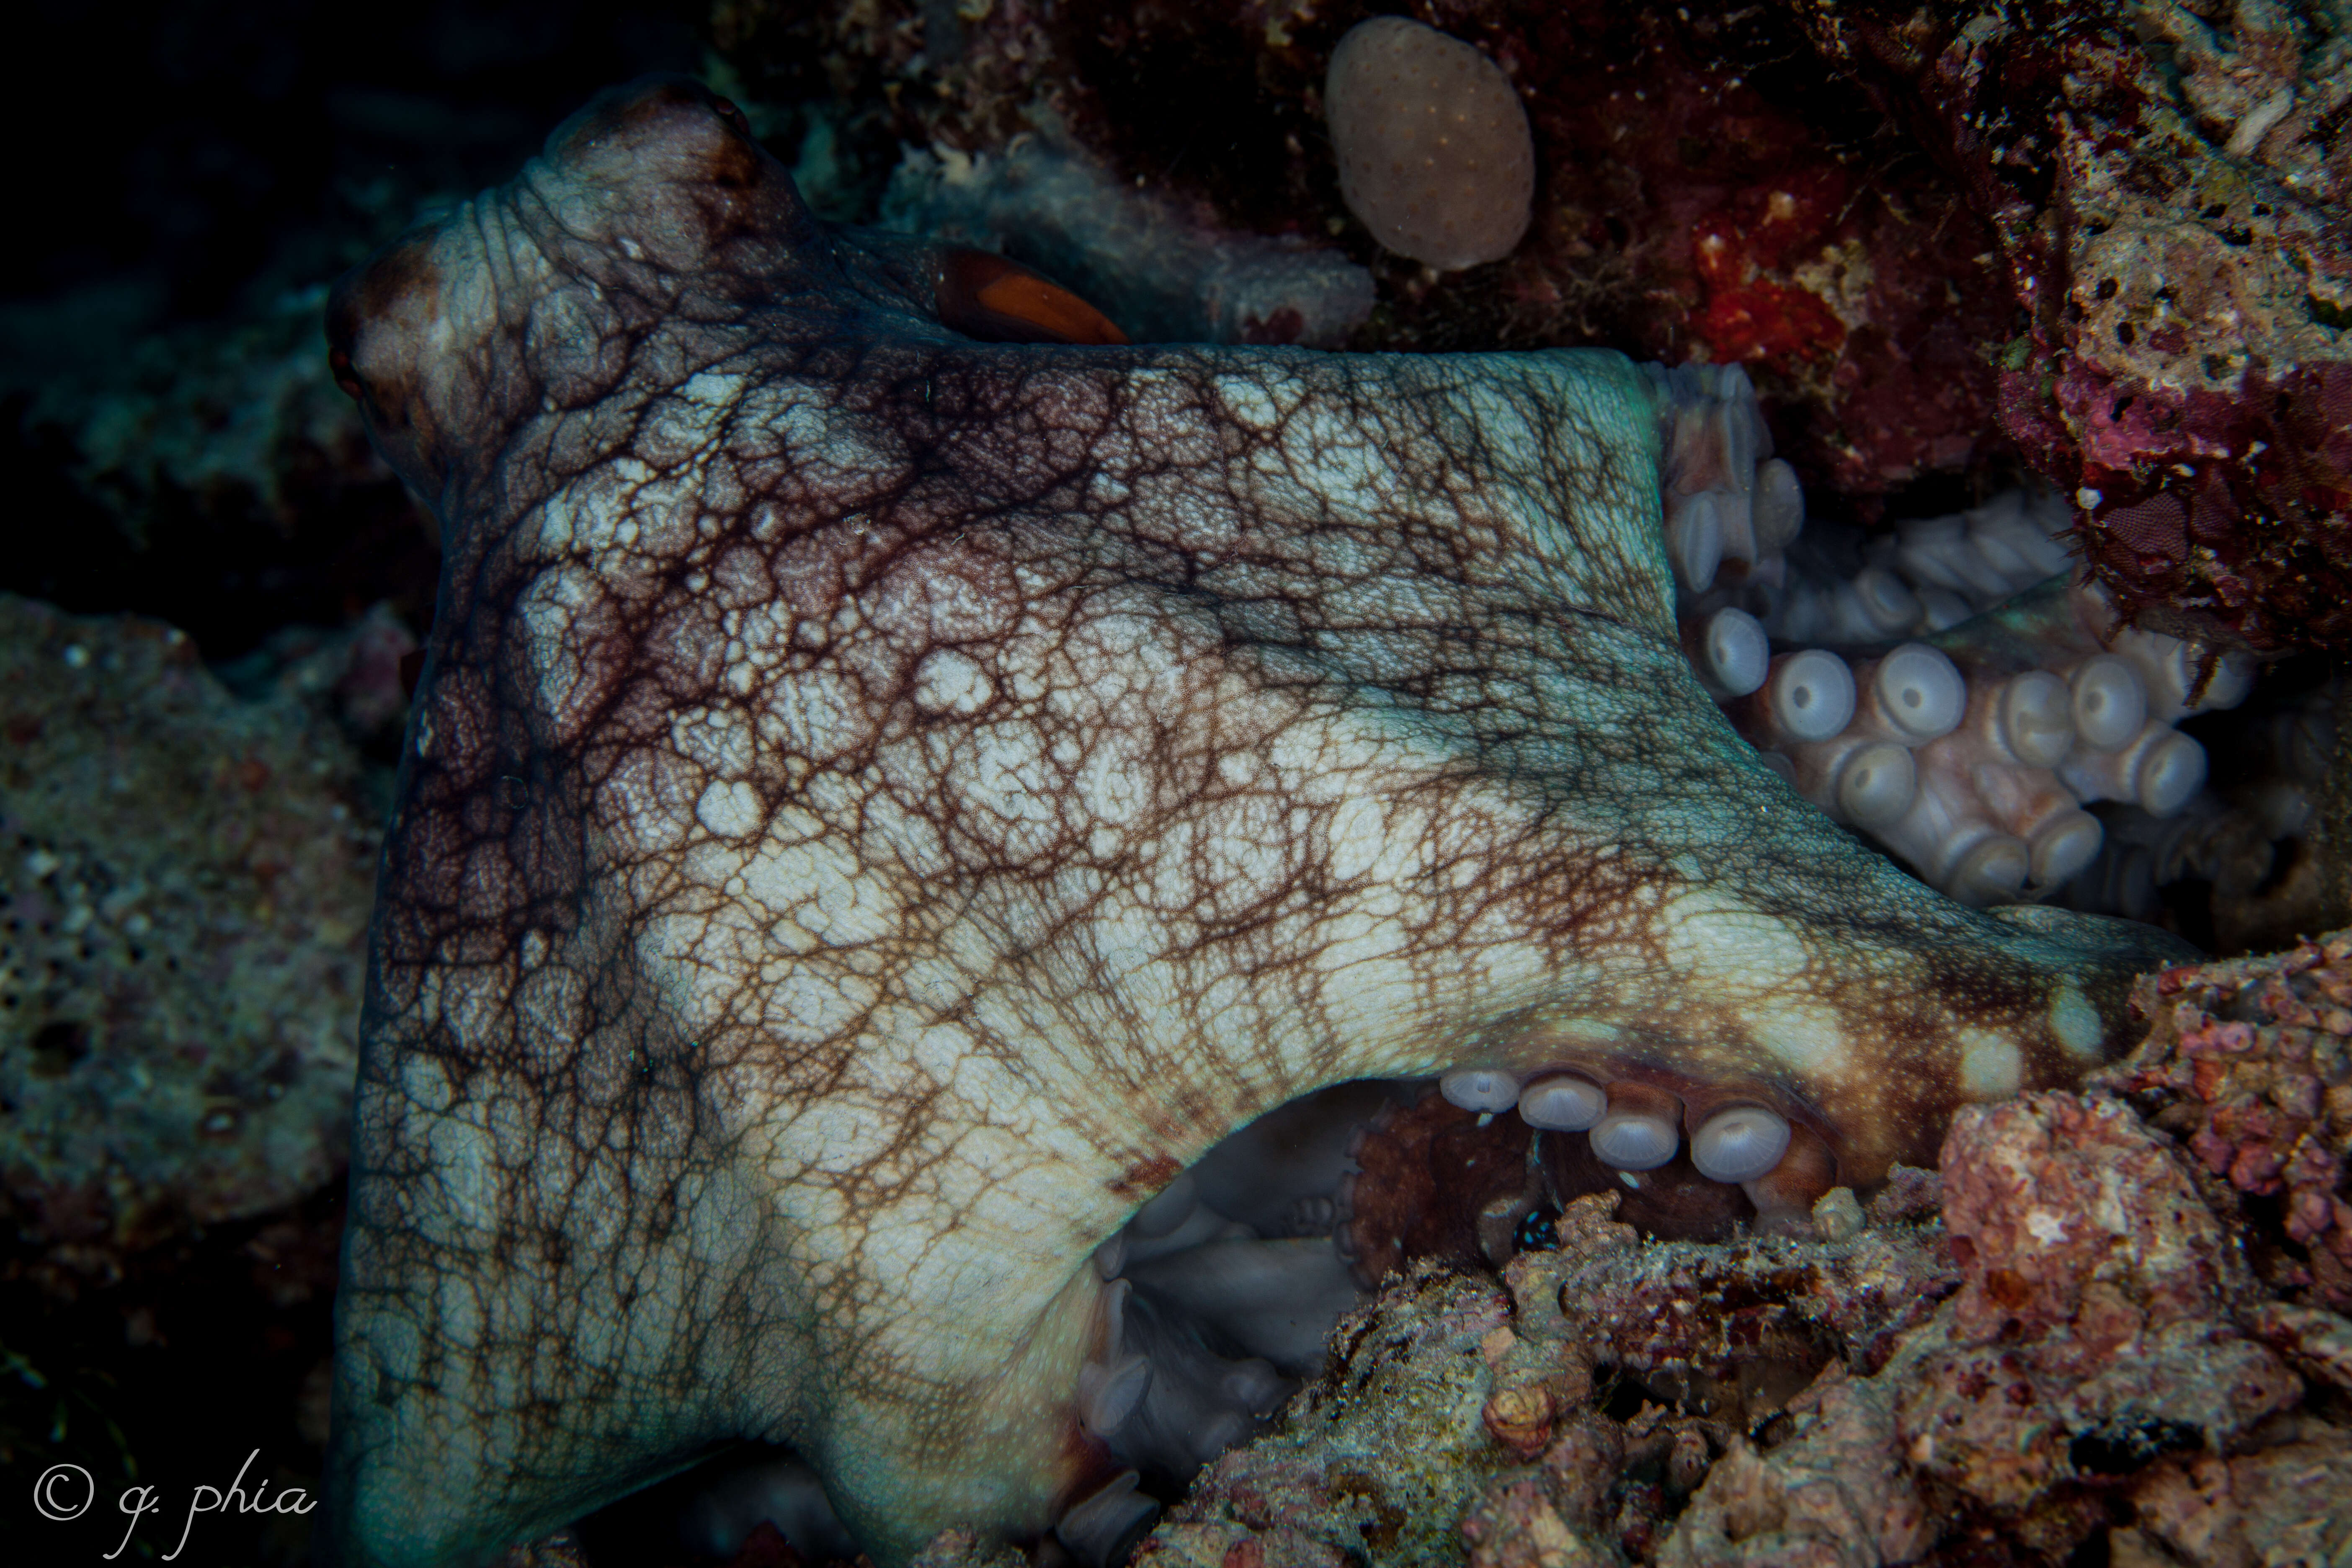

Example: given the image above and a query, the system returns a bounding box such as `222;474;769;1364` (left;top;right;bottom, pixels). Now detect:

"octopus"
318;76;2193;1568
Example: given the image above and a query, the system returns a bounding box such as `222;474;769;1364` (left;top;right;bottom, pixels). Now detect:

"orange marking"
937;248;1129;346
973;270;1127;345
1108;1154;1181;1199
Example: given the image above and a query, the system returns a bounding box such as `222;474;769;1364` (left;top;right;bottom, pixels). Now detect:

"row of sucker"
1058;1053;1855;1565
1642;361;1803;598
1432;1066;1820;1221
2061;681;2337;922
1062;1085;1393;1564
1738;578;2256;905
1761;487;2080;644
1645;364;2259;906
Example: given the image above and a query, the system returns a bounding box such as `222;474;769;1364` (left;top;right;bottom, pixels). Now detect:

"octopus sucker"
321;75;2197;1568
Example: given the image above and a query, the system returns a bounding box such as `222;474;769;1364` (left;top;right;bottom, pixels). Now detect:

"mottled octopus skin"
320;76;2192;1568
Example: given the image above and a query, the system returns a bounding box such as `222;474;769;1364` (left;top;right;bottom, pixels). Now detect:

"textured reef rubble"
0;595;397;1559
900;934;2352;1568
0;594;388;1283
2112;930;2352;1311
1788;0;2352;655
2;285;438;658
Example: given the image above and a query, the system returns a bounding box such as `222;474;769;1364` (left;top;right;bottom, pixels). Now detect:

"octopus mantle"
319;77;2189;1568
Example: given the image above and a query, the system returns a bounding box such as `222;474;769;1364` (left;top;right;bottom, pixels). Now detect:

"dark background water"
4;0;703;323
0;0;708;666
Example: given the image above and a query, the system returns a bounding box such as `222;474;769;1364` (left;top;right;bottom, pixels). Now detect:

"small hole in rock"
2068;1418;2202;1476
30;1020;91;1077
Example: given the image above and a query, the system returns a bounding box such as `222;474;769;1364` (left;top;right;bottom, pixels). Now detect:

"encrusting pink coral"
2112;930;2352;1309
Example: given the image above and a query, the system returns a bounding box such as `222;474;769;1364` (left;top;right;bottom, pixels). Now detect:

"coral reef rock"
1094;940;2352;1565
1792;0;2352;653
2;283;436;657
2112;929;2352;1310
0;594;377;1287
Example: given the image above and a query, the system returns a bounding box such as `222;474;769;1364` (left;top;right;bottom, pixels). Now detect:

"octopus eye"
934;248;1129;346
709;95;751;136
328;348;365;401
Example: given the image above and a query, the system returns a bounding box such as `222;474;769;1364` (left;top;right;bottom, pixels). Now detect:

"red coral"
1689;216;1850;368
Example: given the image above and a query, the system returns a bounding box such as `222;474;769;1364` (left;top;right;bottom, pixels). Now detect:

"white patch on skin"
909;1021;981;1082
673;704;758;775
516;561;621;738
594;749;689;859
1323;794;1389;883
2050;982;2104;1062
2024;1207;2068;1244
1223;389;1393;522
731;1005;1120;1319
1531;1017;1621;1046
1746;1006;1852;1077
912;649;994;715
696;779;764;839
761;969;884;1047
1216;376;1283;433
636;394;726;474
1957;1030;2024;1098
536;457;658;557
1651;896;1853;1077
397;1046;460;1118
533;492;582;554
649;833;895;1052
677;369;746;410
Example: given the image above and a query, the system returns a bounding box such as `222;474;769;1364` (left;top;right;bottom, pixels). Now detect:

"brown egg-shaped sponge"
1324;16;1534;271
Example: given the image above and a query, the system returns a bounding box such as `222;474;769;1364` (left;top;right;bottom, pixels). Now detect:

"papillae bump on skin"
320;74;2192;1568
